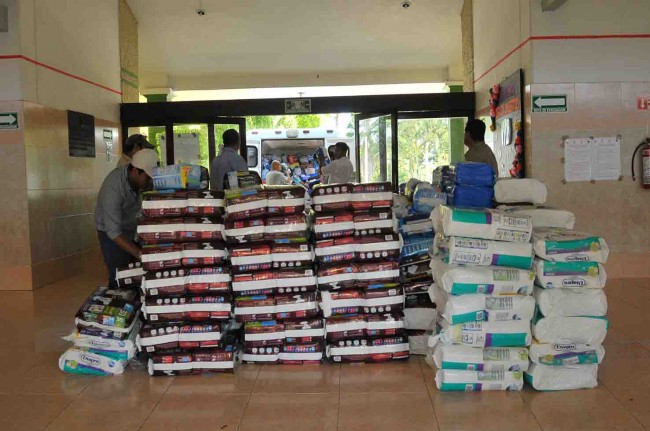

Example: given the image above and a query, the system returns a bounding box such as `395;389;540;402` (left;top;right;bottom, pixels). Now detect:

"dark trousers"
97;231;135;288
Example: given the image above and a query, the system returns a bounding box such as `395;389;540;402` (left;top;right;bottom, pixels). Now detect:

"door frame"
354;110;399;192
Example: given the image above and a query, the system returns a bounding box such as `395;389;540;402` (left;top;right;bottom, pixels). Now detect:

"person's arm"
320;159;336;175
102;183;142;259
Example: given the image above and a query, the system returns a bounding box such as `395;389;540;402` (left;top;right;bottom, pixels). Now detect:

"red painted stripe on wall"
0;54;122;96
474;33;650;84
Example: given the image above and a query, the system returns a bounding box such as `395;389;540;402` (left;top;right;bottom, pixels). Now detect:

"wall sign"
532;95;568;113
68;110;95;158
638;95;649;110
493;69;525;178
0;112;18;130
284;98;311;114
103;129;114;163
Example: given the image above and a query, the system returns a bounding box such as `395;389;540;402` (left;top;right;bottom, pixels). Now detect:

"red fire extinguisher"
632;138;650;189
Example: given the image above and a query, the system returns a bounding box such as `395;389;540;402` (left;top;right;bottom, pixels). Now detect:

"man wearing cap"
95;148;159;287
117;134;155;168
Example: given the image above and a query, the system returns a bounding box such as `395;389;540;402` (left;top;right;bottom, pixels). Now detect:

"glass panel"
358;115;392;184
246;145;258;168
396;118;456;184
171;124;208;169
144;126;166;165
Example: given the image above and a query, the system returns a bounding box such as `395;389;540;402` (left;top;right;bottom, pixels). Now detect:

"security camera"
196;8;206;16
401;1;411;8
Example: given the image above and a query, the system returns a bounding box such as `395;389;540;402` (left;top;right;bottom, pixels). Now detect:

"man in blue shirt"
210;129;248;190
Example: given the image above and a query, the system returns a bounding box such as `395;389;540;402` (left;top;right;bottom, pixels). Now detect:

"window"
247;145;258;168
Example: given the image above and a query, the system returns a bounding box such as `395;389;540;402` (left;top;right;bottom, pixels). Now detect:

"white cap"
131;149;159;178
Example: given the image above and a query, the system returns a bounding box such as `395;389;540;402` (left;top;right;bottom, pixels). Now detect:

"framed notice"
493;69;525;178
68;111;95;158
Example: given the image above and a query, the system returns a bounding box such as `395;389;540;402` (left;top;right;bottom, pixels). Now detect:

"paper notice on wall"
564;138;593;182
592;136;621;181
564;136;621;182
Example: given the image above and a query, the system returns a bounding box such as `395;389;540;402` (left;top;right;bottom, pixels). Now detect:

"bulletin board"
493;69;525;178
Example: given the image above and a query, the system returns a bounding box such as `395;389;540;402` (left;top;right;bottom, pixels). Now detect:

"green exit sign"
0;112;18;129
532;95;567;113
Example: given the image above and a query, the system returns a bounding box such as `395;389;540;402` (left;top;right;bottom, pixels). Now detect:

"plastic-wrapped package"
138;218;225;244
362;286;405;315
179;217;226;243
433;344;529;372
356;234;400;262
242;345;280;364
313;212;355;239
317;264;357;291
450;185;494;209
115;262;146;288
325;314;366;340
234;295;276;322
534;259;606;289
138;218;185;244
351;182;393;210
431;258;534;296
232;271;275;296
230;243;273;273
320;290;364;317
412;183;447;215
434;235;534;269
524;363;598;391
284;318;325;344
454;162;496;187
275;292;320;320
431;206;533;243
142;295;232;322
327;336;409;363
497;205;575;230
435;369;523;391
65;319;141;361
59;348;126;375
137;323;181;353
433;320;532;347
74;287;139;331
142;191;188;218
225;187;268;220
152;163;203;191
266;214;309;240
186;190;225;216
532;228;609;264
141;242;227;271
407;330;430;355
141;267;231;297
401;257;433;283
529;342;605;366
400;233;434;260
148;347;236;376
312;183;353;212
365;314;406;338
271;243;314;268
494;178;548;205
534;287;608;317
266;186;306;215
403;288;437;331
244;321;285;347
356;261;400;287
137;322;222;353
274;268;317;294
279;342;324;364
532;315;608;345
354;210;394;236
392;194;410;219
224;218;266;244
315;236;356;265
399;213;434;237
432;287;536;324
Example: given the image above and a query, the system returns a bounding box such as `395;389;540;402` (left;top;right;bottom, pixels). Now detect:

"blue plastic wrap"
455;162;495;187
400;233;434;259
450;185;494;208
412;183;447;215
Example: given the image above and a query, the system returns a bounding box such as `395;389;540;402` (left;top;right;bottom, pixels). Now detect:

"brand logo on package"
81;354;101;366
562;278;586;287
565;255;588;262
0;112;19;130
532;95;567;113
553;344;576;351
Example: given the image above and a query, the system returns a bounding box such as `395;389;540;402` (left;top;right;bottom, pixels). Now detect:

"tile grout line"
518;391;545;431
235;365;262;431
42;393;77;431
418;357;442;431
135;377;175;431
599;379;649;431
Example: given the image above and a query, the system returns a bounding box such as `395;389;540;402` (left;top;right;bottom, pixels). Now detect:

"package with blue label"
449;185;494;209
59;348;127;376
433;234;534;269
65;319;141;361
431;206;533;243
454;162;496;187
528;342;605;366
75;286;140;331
411;183;447;215
152;163;204;190
431;258;534;296
534;259;606;289
433;344;529;372
435;369;523;391
532;227;609;264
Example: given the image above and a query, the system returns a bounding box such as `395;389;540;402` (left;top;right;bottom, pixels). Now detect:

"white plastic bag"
525;363;598;391
434;235;534;269
534;259;606;289
532;316;608;345
436;369;523;391
433;344;529;372
494;178;548;205
497;206;575;230
534;287;608;317
532;228;609;264
431;206;533;243
529;342;605;365
431;320;532;348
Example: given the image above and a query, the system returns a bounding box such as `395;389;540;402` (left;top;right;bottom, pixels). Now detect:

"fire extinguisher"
631;138;650;189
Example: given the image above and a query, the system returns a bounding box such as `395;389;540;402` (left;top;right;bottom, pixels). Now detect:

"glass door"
355;111;398;191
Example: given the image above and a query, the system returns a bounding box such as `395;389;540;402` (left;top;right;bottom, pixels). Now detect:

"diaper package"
498;205;575;229
534;287;608;317
454;162;496;187
433;344;529;372
532;228;609;264
432;287;536;324
431;206;533;243
434;235;534;269
494;178;548;205
532;315;608;345
534;259;607;289
59;348;126;376
529;342;605;366
432;320;532;348
450;185;494;209
435;369;523;391
524;363;598;391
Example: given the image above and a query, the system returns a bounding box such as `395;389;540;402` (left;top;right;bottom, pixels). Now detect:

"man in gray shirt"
95;148;158;287
210;129;248;191
464;119;499;176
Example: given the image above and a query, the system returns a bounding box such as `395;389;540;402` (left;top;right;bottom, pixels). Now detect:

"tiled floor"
0;272;648;431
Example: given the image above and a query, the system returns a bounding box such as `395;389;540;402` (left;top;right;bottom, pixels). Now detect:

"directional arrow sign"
0;112;19;130
532;95;567;113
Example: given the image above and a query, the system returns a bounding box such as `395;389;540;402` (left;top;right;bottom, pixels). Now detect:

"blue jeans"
97;231;136;288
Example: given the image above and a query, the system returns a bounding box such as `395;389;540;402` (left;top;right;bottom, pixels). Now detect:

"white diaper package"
433;344;529;372
529;342;605;366
525;363;598;391
431;206;533;243
532;316;608;345
498;206;575;230
532;228;609;264
404;308;437;330
435;369;524;391
431;287;536;324
431;259;535;296
534;287;608;317
431;320;532;348
408;332;430;355
494;178;548;205
534;259;606;289
434;235;534;269
59;348;126;375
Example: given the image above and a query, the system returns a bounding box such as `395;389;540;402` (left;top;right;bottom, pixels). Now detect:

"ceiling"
128;0;464;90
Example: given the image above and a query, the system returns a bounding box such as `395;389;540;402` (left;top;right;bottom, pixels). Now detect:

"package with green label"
431;258;534;296
75;286;139;330
529;342;605;366
534;259;606;289
532;227;609;264
435;369;524;391
433;344;529;372
433;234;534;269
431;206;533;242
58;348;126;375
432;320;532;348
